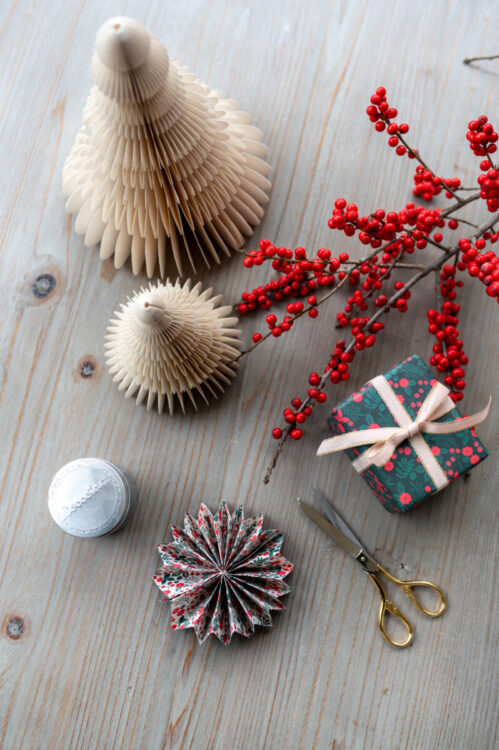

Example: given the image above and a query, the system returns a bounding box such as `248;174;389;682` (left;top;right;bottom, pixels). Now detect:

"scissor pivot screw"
359;555;366;563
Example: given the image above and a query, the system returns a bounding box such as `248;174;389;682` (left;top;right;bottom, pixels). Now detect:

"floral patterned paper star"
153;502;294;644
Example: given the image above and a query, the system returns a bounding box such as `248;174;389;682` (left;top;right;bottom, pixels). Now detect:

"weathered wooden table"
1;1;497;748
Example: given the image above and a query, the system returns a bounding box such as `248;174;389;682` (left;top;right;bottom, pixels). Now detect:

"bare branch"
463;54;499;65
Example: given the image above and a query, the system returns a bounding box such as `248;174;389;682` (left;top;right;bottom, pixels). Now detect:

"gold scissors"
299;489;446;647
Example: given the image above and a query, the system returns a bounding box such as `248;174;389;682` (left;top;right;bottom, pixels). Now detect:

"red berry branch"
232;86;498;483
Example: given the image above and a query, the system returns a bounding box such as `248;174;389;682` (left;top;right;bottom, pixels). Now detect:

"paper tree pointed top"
153;502;293;644
63;16;272;277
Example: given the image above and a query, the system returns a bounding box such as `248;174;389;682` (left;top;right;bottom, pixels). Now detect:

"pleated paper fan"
63;16;272;277
105;278;241;413
153;502;294;644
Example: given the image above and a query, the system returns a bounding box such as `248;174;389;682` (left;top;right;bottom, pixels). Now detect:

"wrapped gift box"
318;355;489;513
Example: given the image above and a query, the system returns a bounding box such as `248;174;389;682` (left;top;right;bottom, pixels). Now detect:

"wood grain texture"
0;1;498;748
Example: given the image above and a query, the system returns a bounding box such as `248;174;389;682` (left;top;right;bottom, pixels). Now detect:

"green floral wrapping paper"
326;355;488;513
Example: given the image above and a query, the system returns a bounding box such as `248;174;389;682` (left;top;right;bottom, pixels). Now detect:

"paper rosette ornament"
153;503;293;644
105;278;241;413
63;16;271;277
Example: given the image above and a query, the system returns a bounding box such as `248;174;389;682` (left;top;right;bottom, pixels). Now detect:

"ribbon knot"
317;375;490;491
404;421;421;439
367;419;422;467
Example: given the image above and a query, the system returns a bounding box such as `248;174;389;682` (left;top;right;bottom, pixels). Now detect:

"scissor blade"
298;500;362;560
312;488;365;550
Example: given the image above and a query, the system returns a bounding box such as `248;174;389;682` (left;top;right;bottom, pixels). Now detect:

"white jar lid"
48;458;137;538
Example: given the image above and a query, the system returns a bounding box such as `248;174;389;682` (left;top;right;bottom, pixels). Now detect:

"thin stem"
423;235;452;253
343;260;424;269
445;216;478;228
440;191;480;218
263;210;498;483
434;269;447;357
237;250;424;270
392;129;464;204
463;54;499;65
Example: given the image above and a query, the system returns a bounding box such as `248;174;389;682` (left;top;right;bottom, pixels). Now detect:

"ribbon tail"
317;427;400;457
422;396;491;435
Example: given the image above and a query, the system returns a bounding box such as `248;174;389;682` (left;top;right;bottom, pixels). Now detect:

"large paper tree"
63;17;271;277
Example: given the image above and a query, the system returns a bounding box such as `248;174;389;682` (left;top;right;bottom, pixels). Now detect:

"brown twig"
444;216;478;228
237;250;423;269
463;54;499;65
388;128;464;204
440;191;480;217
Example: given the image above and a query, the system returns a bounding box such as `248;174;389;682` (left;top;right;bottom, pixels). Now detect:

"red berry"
290;428;303;440
272;428;282;439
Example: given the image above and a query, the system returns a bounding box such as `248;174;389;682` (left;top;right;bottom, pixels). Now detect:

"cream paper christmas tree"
105;279;241;413
63;16;271;277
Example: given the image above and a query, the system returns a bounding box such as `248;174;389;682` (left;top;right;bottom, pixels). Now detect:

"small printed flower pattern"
326;355;488;513
153;502;293;644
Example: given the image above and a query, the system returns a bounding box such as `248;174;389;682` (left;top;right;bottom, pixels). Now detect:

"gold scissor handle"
368;573;413;648
377;564;447;618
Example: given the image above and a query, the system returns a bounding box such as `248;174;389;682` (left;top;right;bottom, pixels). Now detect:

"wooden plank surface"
0;1;497;748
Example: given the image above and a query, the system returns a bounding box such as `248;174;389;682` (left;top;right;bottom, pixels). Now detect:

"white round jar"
48;458;137;538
